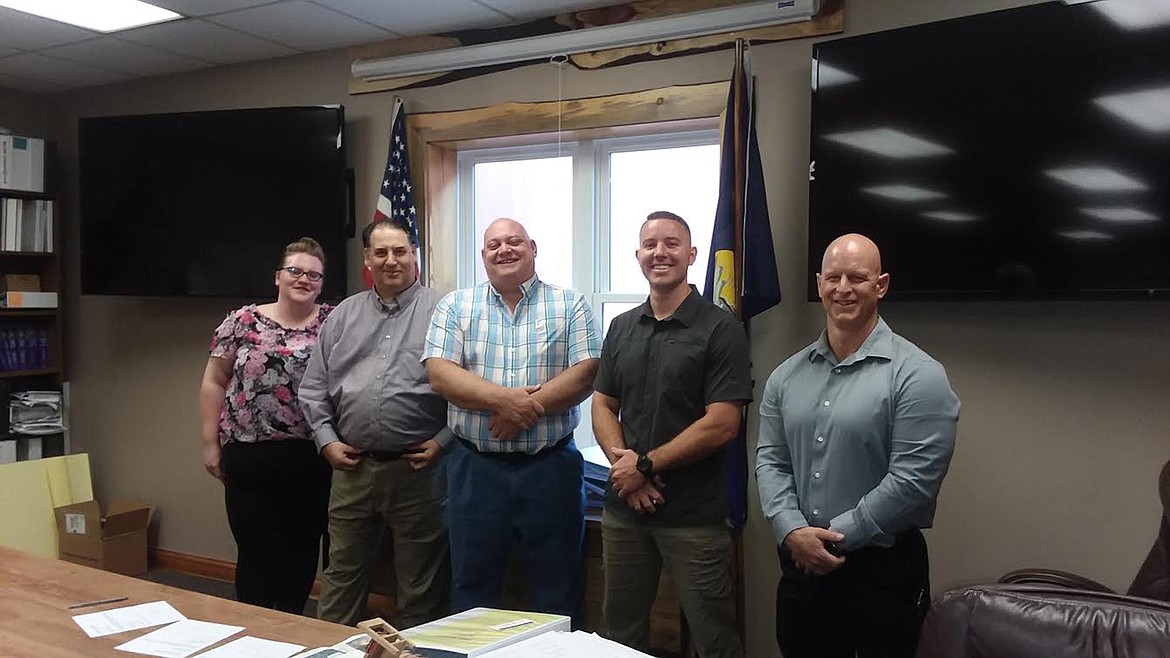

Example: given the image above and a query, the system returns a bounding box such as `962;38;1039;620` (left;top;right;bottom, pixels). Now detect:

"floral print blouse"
209;304;333;444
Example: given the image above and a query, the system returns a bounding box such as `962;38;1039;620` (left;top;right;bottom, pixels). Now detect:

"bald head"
821;233;882;274
817;233;889;336
482;217;537;290
484;217;532;246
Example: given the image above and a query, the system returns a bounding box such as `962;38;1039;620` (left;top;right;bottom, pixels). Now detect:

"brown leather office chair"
998;459;1170;604
917;584;1170;658
1127;459;1170;601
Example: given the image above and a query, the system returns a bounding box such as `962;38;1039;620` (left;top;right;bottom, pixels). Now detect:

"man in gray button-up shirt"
756;233;959;658
300;218;451;627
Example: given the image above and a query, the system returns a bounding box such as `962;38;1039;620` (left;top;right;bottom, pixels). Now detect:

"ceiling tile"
478;0;619;21
0;6;97;50
0;71;70;95
118;18;298;65
312;0;508;35
144;0;279;17
0;53;134;88
206;1;392;51
41;37;212;77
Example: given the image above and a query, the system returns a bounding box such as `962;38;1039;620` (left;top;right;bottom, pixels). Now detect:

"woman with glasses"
198;237;334;614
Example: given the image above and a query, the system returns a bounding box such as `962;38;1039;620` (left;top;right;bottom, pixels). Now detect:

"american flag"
374;97;419;245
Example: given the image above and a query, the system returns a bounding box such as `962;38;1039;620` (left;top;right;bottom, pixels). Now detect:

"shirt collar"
369;278;421;312
488;274;540;304
810;316;894;366
637;285;703;327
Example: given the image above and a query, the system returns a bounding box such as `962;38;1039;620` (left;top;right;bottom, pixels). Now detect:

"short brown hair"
643;210;691;239
280;237;325;269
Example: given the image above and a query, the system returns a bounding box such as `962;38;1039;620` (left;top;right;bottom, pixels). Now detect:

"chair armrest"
998;568;1115;593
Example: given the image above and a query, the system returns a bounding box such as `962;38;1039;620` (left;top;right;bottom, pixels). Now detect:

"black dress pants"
222;439;331;614
775;529;930;658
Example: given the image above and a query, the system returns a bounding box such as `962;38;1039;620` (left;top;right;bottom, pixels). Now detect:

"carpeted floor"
137;568;319;618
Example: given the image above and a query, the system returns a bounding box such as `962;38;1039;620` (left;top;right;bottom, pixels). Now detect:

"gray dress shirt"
300;281;452;452
756;318;960;551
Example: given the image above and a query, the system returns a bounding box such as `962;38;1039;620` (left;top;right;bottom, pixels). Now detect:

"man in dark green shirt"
592;211;752;658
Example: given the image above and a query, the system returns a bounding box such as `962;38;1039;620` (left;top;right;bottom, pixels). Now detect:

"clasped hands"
489;384;544;439
609;447;666;515
785;526;846;576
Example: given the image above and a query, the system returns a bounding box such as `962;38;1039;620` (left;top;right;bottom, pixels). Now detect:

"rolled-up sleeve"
830;359;959;550
755;369;808;545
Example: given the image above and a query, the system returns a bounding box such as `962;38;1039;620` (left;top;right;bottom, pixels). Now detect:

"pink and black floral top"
209;304;333;444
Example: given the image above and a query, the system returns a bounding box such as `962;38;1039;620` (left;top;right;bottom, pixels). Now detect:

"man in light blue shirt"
424;218;600;624
756;233;959;658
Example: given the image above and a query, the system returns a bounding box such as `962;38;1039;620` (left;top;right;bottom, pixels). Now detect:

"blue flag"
703;44;781;534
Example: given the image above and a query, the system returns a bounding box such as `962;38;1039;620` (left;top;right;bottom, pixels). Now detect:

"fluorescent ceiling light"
1079;207;1159;222
1059;229;1114;240
862;184;947;202
353;0;817;81
0;0;180;32
1094;86;1170;133
1090;0;1170;29
823;128;953;159
813;59;859;90
1043;166;1147;192
922;210;978;222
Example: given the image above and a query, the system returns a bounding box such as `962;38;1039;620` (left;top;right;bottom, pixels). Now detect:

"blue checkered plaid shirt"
423;275;601;454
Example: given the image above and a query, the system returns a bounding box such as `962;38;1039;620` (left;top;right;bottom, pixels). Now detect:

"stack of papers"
482;631;655;657
10;390;64;435
71;600;309;658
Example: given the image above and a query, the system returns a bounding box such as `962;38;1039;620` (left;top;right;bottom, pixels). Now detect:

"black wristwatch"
636;452;654;477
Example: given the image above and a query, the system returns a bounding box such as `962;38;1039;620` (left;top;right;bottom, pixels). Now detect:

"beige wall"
3;0;1166;656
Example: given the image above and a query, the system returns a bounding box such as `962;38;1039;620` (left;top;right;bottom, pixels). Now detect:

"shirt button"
385;335;391;339
817;436;824;443
812;509;820;516
814;472;821;479
375;374;381;379
834;368;841;373
823;400;830;407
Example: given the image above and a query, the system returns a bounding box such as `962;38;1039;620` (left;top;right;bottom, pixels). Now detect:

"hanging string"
550;54;568;157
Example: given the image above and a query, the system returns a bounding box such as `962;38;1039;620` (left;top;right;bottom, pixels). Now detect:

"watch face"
637;454;652;474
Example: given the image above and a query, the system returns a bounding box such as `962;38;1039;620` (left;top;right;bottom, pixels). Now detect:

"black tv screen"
80;106;348;300
809;1;1170;300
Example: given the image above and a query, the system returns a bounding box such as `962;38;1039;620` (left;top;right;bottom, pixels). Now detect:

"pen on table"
68;596;129;610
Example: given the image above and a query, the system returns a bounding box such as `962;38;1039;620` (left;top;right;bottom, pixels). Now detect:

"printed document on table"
72;601;186;638
114;619;244;658
193;636;306;658
481;631;655;657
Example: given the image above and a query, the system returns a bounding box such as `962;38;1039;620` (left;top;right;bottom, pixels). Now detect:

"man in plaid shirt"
424;217;600;624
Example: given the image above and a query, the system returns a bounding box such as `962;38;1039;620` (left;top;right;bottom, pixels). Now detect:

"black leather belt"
458;432;572;463
360;449;410;462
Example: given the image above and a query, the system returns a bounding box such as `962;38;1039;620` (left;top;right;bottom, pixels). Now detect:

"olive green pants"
316;458;450;627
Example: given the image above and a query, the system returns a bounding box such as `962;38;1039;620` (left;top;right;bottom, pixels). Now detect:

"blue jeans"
446;437;585;625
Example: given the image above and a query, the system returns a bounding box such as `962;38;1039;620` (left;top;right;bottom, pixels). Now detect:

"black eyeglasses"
279;266;324;282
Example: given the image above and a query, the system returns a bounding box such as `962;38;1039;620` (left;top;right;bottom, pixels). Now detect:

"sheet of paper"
193;636;306;658
114;619;244;658
481;631;654;658
72;601;186;638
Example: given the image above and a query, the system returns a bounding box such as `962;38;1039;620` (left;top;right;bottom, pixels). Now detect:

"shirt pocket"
661;336;708;386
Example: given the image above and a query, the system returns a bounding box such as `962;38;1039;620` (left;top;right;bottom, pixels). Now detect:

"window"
456;129;721;448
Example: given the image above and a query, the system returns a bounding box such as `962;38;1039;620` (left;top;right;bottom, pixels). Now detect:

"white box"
0;291;57;308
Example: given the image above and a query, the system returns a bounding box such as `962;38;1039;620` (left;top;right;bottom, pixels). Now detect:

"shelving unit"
0;178;65;463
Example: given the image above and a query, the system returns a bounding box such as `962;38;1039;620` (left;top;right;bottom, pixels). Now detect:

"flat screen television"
80;105;349;300
808;1;1170;300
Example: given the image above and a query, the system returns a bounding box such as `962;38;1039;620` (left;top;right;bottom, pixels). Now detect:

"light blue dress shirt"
756;318;960;551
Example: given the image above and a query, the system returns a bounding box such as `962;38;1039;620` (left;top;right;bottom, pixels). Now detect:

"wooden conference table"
0;545;356;657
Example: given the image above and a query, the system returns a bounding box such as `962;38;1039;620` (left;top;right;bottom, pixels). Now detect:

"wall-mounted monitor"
80;105;349;300
809;1;1170;300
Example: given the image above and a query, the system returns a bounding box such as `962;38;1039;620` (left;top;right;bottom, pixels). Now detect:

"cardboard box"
0;291;56;308
0;274;39;292
55;499;152;576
